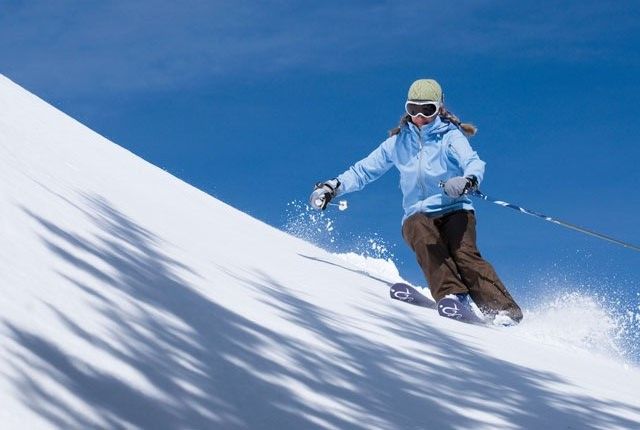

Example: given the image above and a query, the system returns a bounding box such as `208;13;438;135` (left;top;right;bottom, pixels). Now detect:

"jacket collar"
407;116;454;136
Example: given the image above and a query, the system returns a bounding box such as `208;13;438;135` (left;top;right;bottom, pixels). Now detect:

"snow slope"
1;74;639;429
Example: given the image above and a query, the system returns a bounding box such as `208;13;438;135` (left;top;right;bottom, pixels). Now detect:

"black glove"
310;178;341;210
443;175;478;197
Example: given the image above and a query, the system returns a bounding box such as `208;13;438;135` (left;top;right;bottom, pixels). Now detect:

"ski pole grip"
437;179;481;196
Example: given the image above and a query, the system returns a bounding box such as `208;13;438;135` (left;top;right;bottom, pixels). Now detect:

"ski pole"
474;189;640;252
328;200;349;211
439;182;640;252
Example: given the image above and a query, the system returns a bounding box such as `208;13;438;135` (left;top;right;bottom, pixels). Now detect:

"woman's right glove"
310;178;341;210
443;175;478;197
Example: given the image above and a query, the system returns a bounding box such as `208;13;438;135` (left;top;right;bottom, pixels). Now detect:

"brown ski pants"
402;210;523;321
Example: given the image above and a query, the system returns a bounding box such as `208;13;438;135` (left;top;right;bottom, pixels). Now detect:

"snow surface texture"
1;74;639;429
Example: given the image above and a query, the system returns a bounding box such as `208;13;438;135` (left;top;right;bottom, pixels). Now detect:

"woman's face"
405;101;441;127
410;111;438;127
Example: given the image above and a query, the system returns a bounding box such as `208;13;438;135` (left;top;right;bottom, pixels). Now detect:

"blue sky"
2;0;639;303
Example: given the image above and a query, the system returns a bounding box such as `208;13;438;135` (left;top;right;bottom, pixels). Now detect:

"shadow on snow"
4;193;640;429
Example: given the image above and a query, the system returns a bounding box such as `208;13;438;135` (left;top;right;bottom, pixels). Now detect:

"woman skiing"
310;78;523;324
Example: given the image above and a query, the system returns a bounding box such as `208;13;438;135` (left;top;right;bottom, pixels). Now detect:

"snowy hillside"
1;74;639;429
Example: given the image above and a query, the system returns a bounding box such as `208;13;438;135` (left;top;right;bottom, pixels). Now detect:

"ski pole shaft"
471;189;640;252
327;200;348;211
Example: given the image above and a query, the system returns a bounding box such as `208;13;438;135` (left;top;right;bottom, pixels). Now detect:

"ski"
390;283;490;325
389;283;436;309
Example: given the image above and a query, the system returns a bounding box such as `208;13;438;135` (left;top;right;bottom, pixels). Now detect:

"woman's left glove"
443;176;478;197
310;178;341;210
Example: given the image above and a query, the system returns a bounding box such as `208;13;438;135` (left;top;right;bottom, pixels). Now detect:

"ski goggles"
405;100;441;118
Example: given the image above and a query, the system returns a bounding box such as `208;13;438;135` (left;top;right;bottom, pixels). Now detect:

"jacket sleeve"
336;136;395;195
447;131;485;184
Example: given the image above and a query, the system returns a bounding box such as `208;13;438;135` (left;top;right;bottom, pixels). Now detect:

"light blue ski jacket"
336;116;486;224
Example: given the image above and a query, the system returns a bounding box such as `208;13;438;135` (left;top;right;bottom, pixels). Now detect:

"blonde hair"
388;105;477;137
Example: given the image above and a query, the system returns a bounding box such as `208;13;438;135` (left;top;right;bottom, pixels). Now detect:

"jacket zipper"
417;128;425;199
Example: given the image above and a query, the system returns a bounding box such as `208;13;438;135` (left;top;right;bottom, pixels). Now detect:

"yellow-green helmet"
407;79;443;102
